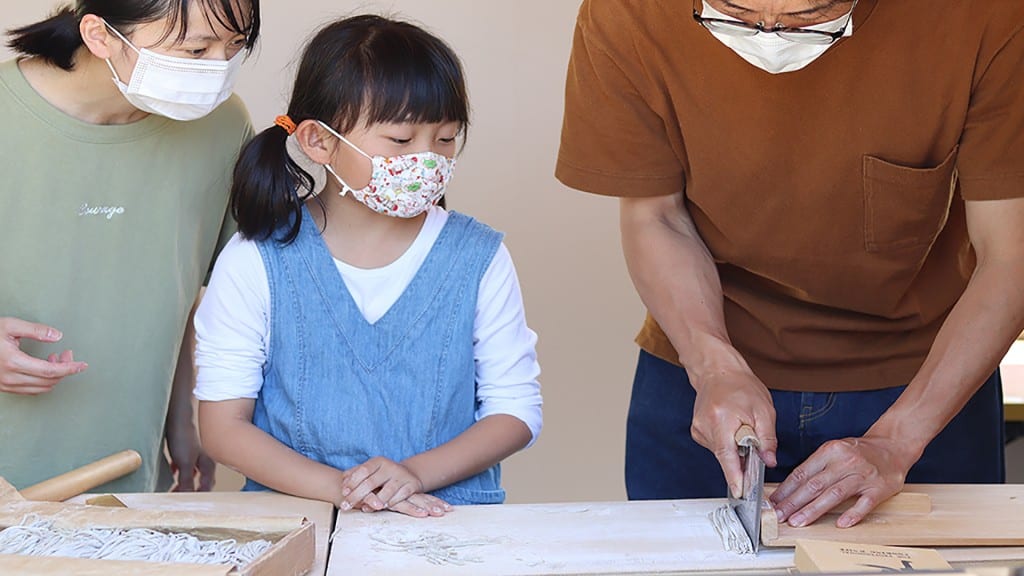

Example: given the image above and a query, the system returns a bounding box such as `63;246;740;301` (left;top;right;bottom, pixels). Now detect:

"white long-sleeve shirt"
194;207;543;445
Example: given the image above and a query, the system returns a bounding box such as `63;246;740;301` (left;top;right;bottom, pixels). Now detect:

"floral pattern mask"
319;121;455;218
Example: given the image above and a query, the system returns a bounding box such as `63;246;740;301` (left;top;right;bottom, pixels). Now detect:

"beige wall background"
1;0;646;503
9;0;1018;502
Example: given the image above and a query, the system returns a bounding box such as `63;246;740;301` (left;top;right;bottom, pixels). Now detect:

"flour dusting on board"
368;529;504;566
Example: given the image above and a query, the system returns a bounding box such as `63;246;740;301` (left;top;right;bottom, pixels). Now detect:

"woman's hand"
164;416;217;492
0;317;87;395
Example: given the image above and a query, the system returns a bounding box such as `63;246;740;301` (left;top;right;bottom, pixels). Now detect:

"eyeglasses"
692;0;857;45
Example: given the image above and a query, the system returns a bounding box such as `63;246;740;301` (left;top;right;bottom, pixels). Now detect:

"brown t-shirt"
556;0;1024;392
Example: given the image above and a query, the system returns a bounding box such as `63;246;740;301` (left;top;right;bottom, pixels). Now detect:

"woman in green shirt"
0;0;260;493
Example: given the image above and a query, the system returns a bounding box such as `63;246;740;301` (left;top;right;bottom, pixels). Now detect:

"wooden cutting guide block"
763;484;1024;547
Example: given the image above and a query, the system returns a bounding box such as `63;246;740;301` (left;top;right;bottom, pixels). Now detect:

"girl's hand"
361;492;451;518
339;457;442;514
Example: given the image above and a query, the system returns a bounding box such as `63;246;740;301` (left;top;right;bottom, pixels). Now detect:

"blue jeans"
625;350;1006;500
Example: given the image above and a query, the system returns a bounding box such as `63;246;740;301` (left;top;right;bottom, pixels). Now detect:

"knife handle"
735;424;759;449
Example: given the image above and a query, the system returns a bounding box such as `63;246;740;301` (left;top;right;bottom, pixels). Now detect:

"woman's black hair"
7;0;261;71
230;14;470;244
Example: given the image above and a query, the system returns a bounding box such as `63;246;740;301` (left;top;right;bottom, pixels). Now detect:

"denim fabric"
625;350;1005;500
244;206;506;505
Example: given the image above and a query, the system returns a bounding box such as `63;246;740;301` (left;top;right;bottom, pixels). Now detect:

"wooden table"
68;492;335;576
1001;341;1024;424
38;488;1021;575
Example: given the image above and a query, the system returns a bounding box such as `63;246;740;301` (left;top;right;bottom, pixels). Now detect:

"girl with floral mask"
0;0;259;495
196;15;542;517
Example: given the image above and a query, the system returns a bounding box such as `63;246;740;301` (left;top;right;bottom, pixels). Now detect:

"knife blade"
729;424;764;554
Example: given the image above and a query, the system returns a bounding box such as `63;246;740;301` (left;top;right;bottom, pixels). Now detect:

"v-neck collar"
293;205;460;372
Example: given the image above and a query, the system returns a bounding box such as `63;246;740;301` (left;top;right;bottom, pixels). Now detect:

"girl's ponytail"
6;6;84;71
230;122;316;244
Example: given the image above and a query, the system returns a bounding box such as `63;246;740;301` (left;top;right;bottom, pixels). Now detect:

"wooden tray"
0;478;314;576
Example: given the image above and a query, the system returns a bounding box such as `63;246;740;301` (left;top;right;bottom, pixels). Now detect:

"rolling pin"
19;450;142;501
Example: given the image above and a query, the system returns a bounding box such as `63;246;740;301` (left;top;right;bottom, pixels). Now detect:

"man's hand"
769;434;915;528
165;417;216;492
0;317;87;395
690;366;778;498
339;457;450;518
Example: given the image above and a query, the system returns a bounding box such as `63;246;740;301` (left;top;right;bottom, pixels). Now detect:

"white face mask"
103;22;243;121
701;1;854;74
318;121;455;219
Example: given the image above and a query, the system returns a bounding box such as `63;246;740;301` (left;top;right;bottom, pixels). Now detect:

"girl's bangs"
360;43;468;128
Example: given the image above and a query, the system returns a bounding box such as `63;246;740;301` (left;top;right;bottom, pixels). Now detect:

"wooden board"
762;484;1024;547
67;492;335;576
329;498;796;575
327;495;1024;575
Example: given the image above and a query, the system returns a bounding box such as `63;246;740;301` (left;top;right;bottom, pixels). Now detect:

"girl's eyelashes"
387;137;456;145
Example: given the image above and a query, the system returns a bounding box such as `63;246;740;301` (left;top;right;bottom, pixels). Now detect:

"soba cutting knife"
729;424;764;554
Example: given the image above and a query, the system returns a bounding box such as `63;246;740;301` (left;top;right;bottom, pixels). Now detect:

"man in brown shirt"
557;0;1024;528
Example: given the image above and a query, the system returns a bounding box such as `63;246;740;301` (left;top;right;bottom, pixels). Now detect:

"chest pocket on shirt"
862;146;958;253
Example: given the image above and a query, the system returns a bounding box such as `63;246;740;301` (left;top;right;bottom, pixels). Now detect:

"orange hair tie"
274;115;297;135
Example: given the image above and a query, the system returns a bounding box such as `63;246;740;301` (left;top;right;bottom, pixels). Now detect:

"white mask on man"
701;1;854;74
103;21;243;121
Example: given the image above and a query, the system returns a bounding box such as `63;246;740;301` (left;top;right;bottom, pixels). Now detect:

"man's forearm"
871;259;1024;462
619;195;749;386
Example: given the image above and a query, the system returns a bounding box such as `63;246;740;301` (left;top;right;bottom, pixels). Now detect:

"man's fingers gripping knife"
753;421;778;468
710;437;746;499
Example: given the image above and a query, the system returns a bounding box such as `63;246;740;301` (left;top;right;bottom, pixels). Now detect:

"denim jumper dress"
245;206;506;505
